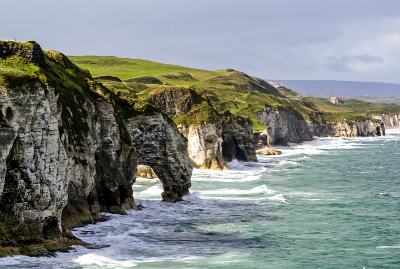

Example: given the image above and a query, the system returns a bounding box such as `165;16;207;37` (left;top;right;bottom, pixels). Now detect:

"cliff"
0;42;193;256
258;106;385;145
372;114;400;128
257;106;314;144
147;87;257;169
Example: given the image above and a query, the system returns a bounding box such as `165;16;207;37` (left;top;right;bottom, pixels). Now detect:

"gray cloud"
325;54;384;72
1;0;400;84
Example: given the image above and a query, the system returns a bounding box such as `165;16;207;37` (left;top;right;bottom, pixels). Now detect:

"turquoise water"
1;130;400;268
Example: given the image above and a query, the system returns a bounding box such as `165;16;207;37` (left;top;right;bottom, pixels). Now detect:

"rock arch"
127;113;193;201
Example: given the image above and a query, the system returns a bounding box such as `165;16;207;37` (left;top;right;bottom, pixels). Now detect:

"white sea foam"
377;245;400;249
139;185;163;196
268;194;287;203
74;253;138;267
191;173;262;183
199;185;276;196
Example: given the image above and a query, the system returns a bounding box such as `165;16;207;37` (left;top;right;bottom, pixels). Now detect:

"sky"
2;0;400;84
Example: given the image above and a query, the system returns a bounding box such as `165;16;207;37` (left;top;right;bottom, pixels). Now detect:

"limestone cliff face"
0;85;73;255
258;106;385;145
178;122;227;170
312;120;385;137
372;114;400;128
0;82;193;255
257;106;314;144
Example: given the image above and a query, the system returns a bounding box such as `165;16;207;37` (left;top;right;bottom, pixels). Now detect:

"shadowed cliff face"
148;87;197;117
221;116;257;162
127;114;193;201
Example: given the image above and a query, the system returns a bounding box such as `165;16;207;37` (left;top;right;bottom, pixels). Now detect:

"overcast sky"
2;0;400;84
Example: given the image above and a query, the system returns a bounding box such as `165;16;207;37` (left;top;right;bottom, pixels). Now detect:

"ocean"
1;129;400;268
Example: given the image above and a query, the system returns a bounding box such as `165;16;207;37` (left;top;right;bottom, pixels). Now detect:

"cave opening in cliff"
376;127;381;136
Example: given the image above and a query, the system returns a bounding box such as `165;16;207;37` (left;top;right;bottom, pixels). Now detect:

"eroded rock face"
258;106;385;145
257;107;314;144
0;84;193;255
222;117;257;162
62;98;138;230
0;85;78;254
148;88;258;169
312;121;385;137
178;122;227;170
372;114;400;128
127;114;193;201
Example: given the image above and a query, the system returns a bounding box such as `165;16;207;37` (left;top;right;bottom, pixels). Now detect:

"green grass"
68;56;224;83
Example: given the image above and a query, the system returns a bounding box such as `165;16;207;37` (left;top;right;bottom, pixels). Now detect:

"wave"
139;185;163;196
376;245;400;249
191;173;262;183
199;184;276;196
74;253;138;267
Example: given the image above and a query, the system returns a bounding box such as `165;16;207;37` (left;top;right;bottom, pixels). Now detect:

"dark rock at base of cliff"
222;116;257;162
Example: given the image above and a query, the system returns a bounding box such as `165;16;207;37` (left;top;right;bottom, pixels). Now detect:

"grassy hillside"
70;56;384;129
68;56;224;84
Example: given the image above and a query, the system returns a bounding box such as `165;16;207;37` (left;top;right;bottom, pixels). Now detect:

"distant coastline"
266;80;400;98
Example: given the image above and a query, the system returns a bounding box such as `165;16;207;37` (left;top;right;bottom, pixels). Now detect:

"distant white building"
330;96;343;104
268;81;283;88
0;38;16;42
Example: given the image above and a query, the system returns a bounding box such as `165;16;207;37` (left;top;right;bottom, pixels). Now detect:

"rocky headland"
0;41;192;256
